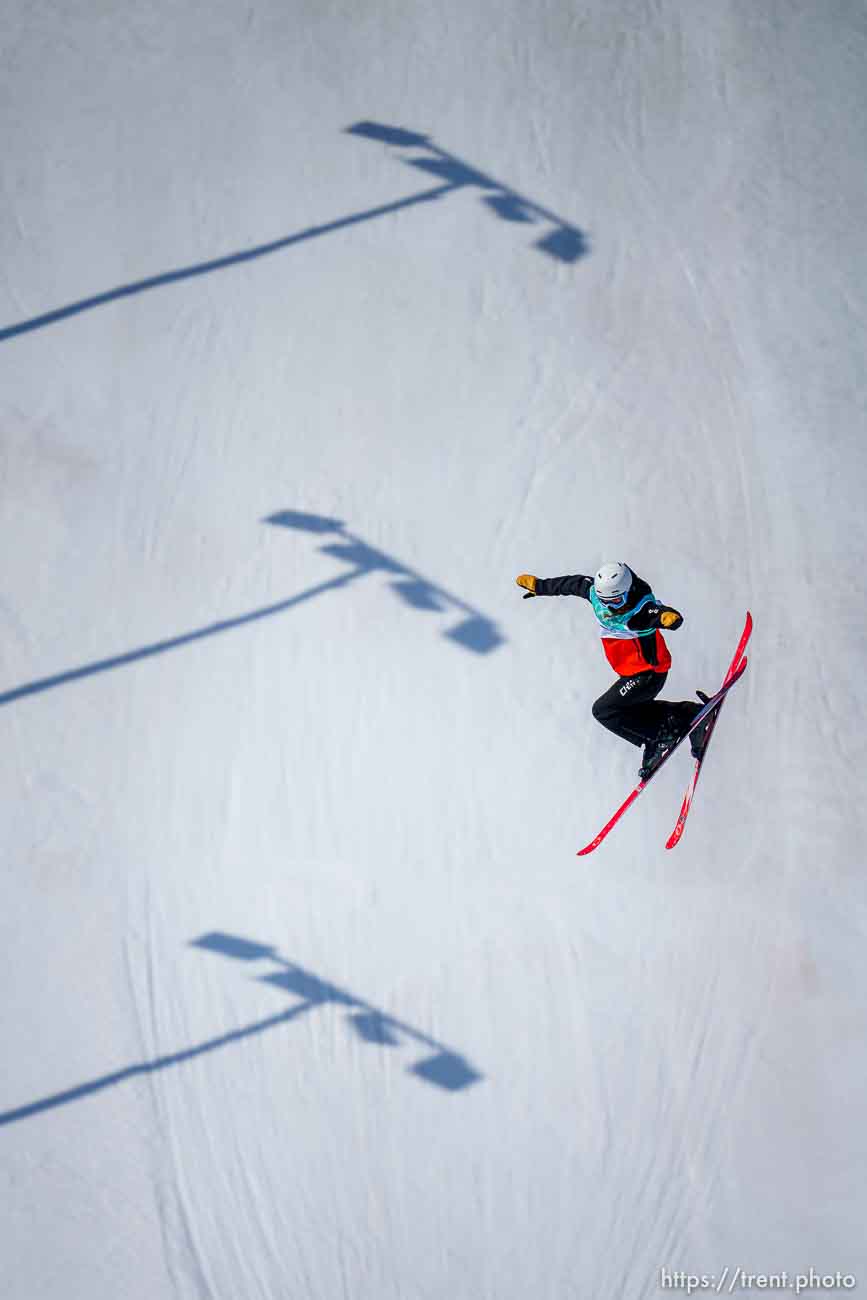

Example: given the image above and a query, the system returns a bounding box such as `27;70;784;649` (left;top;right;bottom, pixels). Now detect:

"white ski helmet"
593;561;633;607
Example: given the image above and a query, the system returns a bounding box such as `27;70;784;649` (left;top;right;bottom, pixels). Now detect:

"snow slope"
2;2;866;1297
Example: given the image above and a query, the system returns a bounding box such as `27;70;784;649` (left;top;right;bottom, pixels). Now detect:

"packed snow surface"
2;2;866;1297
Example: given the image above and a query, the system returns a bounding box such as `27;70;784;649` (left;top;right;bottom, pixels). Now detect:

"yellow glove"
660;609;681;629
516;573;538;598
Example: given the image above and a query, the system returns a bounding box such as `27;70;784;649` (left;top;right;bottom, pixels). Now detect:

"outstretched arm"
628;602;683;631
516;574;593;600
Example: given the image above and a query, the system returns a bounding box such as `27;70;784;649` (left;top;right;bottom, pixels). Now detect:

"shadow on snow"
0;511;503;709
264;509;503;654
0;931;482;1127
0;122;587;342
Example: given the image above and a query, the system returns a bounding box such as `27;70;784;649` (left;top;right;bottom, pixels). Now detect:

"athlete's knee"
592;694;616;725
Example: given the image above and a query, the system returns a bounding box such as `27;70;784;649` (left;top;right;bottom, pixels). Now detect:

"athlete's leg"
592;672;669;747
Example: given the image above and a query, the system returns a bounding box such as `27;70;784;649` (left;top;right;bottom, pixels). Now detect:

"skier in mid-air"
516;562;709;779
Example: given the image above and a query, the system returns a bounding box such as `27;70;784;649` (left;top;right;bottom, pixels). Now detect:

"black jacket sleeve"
534;574;593;599
627;602;683;632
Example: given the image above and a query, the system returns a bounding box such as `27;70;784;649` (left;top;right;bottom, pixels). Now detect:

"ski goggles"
597;590;629;609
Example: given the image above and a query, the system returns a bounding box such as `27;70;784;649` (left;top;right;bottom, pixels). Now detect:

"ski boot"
688;691;714;760
639;697;710;780
638;715;685;780
665;698;715;761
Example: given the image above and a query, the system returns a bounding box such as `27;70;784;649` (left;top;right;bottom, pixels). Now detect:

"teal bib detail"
589;589;657;637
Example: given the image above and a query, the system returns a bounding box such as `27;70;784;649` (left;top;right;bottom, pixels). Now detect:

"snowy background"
2;2;867;1297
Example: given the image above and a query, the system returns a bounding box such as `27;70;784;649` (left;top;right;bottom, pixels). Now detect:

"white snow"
2;2;866;1297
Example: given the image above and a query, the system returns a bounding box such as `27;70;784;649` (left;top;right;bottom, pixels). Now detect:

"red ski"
665;611;752;849
577;613;752;857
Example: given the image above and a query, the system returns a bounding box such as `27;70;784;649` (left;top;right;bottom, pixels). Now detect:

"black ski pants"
592;670;673;748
